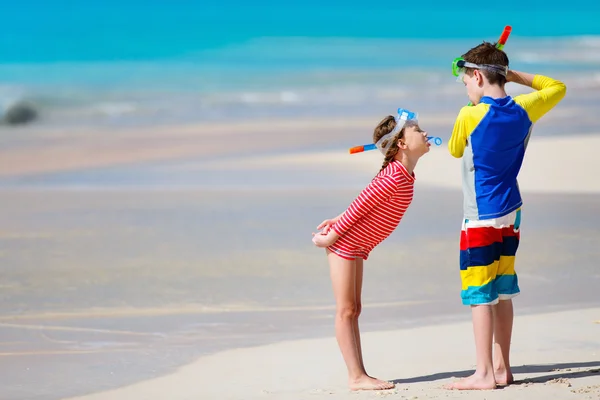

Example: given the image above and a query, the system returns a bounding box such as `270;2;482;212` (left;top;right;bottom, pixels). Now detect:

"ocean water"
1;1;600;127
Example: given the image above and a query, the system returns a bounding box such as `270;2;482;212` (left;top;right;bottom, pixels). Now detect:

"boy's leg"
493;299;514;385
447;305;496;390
493;209;521;385
328;251;393;390
447;219;500;390
472;305;495;383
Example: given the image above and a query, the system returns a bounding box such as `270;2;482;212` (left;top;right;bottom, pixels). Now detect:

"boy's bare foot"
445;373;497;390
349;376;395;391
494;369;514;386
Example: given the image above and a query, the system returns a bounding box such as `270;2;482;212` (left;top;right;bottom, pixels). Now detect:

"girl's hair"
373;116;417;173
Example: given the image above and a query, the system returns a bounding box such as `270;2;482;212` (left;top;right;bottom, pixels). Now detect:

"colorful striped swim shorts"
460;208;521;306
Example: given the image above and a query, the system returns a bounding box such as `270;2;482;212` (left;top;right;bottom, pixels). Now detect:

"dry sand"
201;133;600;194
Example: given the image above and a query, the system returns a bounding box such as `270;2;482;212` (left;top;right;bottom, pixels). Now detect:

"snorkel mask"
374;108;417;155
451;57;508;83
348;108;442;155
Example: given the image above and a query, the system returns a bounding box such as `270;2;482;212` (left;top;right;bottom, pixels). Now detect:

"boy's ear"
474;69;485;85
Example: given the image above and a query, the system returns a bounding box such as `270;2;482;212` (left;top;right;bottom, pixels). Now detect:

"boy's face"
399;125;430;156
462;69;485;105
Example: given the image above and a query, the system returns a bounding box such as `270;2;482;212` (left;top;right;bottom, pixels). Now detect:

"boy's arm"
332;174;398;236
448;105;490;158
510;71;567;123
448;107;471;158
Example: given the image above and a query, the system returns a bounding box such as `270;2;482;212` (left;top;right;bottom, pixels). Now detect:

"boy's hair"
373;116;417;172
462;41;510;86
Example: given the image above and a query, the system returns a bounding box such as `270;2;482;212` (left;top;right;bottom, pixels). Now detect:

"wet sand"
0;186;599;399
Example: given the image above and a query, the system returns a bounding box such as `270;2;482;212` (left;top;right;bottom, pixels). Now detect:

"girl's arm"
331;174;397;236
316;212;344;234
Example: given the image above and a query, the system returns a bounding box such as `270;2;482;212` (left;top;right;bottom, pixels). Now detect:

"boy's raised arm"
511;70;567;123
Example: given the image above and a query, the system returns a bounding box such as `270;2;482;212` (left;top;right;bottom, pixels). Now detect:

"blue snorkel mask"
374;108;418;154
348;108;442;155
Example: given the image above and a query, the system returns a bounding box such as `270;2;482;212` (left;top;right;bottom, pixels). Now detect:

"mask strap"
461;61;508;76
375;108;418;155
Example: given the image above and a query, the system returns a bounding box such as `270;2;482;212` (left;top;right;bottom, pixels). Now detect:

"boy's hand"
506;70;535;87
506;70;515;82
312;230;340;248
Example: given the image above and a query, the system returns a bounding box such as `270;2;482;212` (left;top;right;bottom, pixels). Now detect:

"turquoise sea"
1;1;600;127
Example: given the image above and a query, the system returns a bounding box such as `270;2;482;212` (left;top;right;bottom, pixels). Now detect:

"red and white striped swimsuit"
329;160;415;260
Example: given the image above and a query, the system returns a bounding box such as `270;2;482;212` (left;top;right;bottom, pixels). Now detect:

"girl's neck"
394;152;419;175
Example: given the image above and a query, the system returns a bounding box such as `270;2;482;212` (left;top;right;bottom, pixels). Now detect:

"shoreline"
0;131;598;194
64;307;600;400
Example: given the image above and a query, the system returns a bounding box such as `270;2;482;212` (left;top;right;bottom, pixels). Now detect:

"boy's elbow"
549;78;567;98
558;81;567;99
549;80;567;106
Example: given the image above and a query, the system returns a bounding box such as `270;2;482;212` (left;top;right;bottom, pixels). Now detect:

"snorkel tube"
496;25;512;51
349;143;377;154
349;108;442;155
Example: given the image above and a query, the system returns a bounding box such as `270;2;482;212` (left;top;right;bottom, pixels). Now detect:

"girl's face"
399;125;430;156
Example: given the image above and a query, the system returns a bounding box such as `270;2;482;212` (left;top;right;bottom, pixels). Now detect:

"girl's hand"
316;216;339;234
312;230;340;248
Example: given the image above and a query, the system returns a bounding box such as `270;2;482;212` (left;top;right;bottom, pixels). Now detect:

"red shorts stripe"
460;226;502;250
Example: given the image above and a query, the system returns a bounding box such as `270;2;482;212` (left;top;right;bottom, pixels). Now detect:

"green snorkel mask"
452;57;508;82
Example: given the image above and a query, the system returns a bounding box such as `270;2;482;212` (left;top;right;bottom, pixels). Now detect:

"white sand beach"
65;307;600;400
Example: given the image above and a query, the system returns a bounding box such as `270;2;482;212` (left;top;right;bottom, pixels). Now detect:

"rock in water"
2;101;38;125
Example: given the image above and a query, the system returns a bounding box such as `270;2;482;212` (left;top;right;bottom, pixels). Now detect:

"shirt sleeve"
332;173;398;236
448;104;491;158
448;106;471;158
513;75;567;124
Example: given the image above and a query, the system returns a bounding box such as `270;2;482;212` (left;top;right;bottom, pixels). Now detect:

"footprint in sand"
547;378;572;388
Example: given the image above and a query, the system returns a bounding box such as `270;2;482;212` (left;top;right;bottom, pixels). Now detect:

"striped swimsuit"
328;160;414;261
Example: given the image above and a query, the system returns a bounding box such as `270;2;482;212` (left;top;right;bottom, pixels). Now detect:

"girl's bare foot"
444;372;497;390
349;376;395;391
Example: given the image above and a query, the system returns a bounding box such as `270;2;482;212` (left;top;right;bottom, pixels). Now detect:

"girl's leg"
328;251;363;378
328;251;394;390
353;257;365;373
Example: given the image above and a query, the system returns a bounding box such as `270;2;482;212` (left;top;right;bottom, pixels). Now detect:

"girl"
312;109;430;391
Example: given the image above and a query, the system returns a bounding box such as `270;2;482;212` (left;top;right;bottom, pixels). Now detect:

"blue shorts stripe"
501;236;519;257
495;274;520;295
461;282;497;305
461;242;502;270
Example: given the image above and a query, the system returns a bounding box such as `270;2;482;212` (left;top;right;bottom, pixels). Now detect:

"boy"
447;42;566;390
